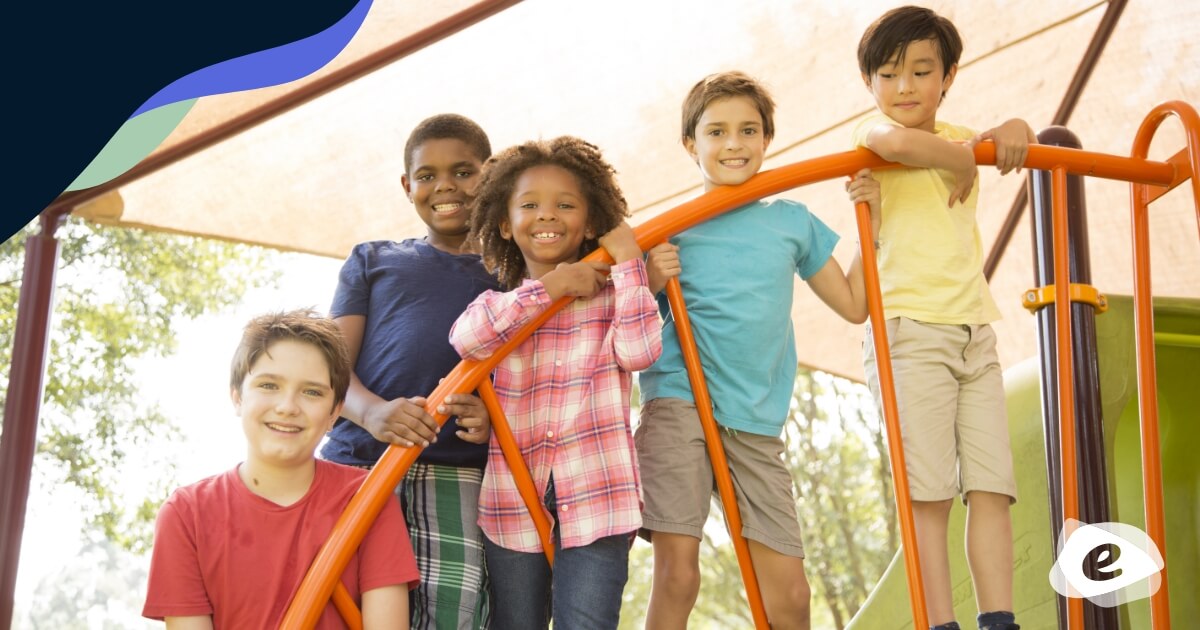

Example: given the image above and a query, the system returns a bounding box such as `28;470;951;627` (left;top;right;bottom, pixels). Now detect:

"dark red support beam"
984;0;1128;278
0;209;70;630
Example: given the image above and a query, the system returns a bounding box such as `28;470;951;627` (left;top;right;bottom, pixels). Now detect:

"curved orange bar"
283;132;1187;629
331;582;361;630
663;277;770;629
1126;99;1199;630
477;379;556;564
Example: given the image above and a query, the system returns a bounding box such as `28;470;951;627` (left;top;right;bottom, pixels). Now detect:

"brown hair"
857;6;963;79
468;136;630;289
229;309;350;410
681;71;776;143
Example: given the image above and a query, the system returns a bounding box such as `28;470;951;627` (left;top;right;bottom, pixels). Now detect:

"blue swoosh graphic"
131;0;371;118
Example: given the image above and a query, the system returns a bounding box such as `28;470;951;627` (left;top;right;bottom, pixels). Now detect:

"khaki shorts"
634;397;805;558
863;317;1017;504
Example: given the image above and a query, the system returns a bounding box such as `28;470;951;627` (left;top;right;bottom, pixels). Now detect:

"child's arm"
646;242;681;295
335;315;441;449
599;222;663;371
806;170;883;324
165;617;214;630
361;585;409;630
862;121;976;206
970;118;1037;175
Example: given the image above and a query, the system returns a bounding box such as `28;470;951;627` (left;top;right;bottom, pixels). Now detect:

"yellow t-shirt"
852;114;1001;325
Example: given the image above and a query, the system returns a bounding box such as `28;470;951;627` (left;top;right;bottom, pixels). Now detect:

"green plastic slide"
848;295;1198;629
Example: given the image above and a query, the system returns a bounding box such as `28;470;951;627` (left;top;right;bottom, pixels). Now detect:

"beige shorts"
863;317;1017;504
634;397;805;558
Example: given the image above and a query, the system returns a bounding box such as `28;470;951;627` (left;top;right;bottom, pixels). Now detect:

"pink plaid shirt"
449;258;661;552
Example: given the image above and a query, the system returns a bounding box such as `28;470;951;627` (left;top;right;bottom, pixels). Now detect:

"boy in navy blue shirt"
321;114;501;629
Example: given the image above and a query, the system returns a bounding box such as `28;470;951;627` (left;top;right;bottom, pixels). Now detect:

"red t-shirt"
143;460;418;628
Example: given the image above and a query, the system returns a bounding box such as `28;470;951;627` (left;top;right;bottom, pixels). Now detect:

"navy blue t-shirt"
320;238;501;468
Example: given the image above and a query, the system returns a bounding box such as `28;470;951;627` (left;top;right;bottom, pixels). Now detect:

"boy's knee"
765;580;811;629
653;557;701;601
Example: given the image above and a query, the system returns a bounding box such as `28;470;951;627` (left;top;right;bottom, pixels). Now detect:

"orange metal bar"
477;379;556;564
284;128;1189;628
854;196;928;628
1050;165;1084;630
331;582;362;630
663;277;769;629
1127;99;1200;630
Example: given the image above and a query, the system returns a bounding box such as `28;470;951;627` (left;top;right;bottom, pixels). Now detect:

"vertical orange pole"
853;197;927;628
1128;100;1200;629
478;379;556;564
663;277;770;630
1129;182;1169;629
1051;166;1084;630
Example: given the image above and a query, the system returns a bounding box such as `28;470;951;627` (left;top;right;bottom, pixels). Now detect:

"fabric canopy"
58;0;1200;381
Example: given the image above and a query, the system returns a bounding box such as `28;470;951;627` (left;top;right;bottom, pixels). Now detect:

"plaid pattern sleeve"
450;259;662;552
450;282;551;362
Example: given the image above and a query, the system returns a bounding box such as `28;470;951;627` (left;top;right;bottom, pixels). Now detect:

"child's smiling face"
501;164;593;280
685;95;770;191
863;38;956;133
402;138;484;252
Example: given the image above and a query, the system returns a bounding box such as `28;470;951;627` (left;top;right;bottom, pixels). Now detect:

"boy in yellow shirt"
854;6;1036;630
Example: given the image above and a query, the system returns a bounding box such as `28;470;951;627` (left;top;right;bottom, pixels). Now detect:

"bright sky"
13;252;344;628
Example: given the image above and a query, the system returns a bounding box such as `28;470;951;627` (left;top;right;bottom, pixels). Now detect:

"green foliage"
785;369;897;629
0;218;277;552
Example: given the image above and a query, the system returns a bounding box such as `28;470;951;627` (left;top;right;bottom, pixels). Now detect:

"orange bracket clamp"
1021;283;1109;314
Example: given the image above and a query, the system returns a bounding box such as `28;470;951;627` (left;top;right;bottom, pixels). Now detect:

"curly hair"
681;71;776;143
403;113;492;175
468;136;630;289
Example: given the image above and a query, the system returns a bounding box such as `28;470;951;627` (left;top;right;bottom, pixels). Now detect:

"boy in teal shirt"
638;70;881;630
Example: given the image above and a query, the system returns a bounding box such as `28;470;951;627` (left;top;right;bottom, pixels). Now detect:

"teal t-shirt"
639;199;839;436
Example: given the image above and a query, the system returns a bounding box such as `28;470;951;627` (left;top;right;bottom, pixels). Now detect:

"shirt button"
561;504;569;512
555;360;563;366
547;430;555;438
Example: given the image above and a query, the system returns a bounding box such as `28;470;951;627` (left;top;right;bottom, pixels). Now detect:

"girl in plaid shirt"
450;136;661;630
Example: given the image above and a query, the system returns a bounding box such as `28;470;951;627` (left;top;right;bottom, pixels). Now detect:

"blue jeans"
484;480;630;630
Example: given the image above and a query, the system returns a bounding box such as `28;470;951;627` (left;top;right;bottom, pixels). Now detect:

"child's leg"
747;541;811;630
645;532;702;630
913;498;956;625
482;536;551;630
965;491;1013;614
955;324;1017;625
722;429;810;629
634;398;714;630
397;463;490;630
553;533;631;629
865;318;971;626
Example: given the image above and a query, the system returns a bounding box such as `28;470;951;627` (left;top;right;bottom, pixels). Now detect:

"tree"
1;217;277;551
785;369;897;629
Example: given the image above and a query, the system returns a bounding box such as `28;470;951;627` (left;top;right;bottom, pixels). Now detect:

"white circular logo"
1048;519;1164;607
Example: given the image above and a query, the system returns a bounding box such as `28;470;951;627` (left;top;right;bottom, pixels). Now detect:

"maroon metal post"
0;209;69;630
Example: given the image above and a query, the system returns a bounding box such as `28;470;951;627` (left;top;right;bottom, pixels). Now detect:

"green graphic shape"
66;99;196;191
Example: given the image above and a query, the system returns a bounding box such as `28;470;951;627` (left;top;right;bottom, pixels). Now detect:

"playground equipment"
279;100;1198;629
